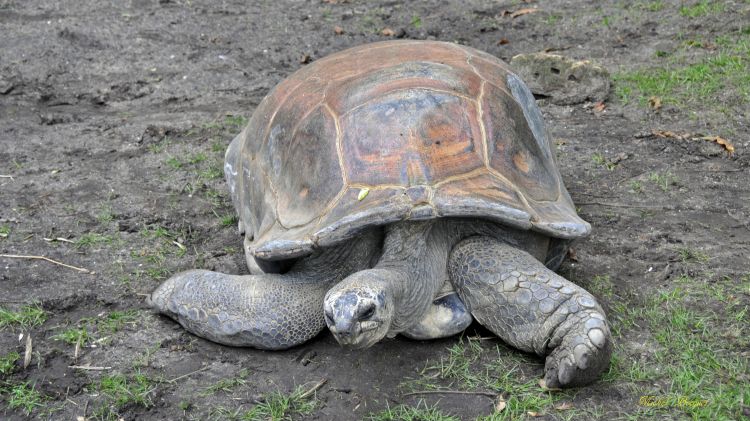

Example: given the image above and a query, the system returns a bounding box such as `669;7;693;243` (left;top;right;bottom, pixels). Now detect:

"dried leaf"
333;26;344;35
527;411;542;417
495;396;507;412
299;54;312;64
648;96;662;110
555;402;574;410
358;188;370;201
593;101;606;113
497;38;510;45
381;28;396;36
698;135;735;154
511;8;539;18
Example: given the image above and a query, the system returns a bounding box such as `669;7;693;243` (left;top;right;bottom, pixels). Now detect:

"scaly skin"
448;236;612;388
148;229;381;350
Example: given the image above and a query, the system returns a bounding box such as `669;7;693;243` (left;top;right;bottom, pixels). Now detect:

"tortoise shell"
224;40;590;260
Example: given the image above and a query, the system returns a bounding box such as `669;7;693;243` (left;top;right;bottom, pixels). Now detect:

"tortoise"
149;40;612;387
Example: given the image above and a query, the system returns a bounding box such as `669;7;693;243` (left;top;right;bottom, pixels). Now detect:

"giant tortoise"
149;40;612;388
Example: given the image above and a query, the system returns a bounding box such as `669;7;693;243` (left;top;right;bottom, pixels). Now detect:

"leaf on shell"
357;188;370;201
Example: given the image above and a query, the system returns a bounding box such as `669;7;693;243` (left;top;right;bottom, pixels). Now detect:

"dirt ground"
1;0;749;420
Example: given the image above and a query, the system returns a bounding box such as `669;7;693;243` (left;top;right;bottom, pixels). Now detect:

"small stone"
510;52;610;105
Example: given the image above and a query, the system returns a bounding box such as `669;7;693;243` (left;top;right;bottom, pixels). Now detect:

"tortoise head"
324;269;395;349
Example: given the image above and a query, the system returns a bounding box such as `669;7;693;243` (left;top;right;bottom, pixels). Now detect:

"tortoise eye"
360;305;376;320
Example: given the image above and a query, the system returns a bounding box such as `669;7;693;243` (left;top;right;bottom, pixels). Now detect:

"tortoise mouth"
329;320;385;349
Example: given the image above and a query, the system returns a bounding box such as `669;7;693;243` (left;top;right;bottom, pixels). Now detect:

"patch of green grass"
679;0;724;18
220;214;239;227
0;225;10;239
97;372;155;408
99;310;138;333
51;327;89;346
0;304;47;330
636;1;665;12
201;368;249;396
544;14;561;25
2;382;45;415
648;171;677;192
199;165;224;180
403;339;558;419
368;401;459;421
147;136;171;153
592;153;617;171
677;248;710;263
240;385;318;420
166;156;183;169
614;31;749;109
586;275;615;300
630;180;643;193
605;275;749;420
411;15;422;29
188;152;207;165
96;203;114;224
223;115;247;129
0;351;20;375
74;233;114;249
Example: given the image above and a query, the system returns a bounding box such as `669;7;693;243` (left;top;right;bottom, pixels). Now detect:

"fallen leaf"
511;8;539;18
299;54;312;64
381;28;396;36
648;96;662;110
495;396;507;412
358;188;370;201
593;101;606;113
527;411;542;417
333;26;344;35
555;402;574;410
698;135;735;154
497;38;510;45
567;248;578;262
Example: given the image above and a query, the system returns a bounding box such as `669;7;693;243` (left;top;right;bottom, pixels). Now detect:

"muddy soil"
1;1;748;420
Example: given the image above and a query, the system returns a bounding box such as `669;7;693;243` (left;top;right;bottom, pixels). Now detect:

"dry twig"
0;254;93;274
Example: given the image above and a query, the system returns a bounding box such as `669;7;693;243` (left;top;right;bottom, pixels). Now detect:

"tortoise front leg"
448;236;612;388
148;229;382;350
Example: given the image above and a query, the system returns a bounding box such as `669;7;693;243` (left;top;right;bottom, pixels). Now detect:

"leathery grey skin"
449;236;612;388
148;229;382;350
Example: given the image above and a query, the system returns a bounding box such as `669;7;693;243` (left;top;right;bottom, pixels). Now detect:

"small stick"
23;334;32;369
299;378;328;399
403;390;498;398
166;366;210;383
68;365;112;370
0;254;93;274
0;175;13;178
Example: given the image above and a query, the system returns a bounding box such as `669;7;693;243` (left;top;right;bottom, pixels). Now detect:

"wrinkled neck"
375;220;453;333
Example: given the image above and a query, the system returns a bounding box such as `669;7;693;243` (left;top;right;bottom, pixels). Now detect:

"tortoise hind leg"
402;283;472;340
448;236;612;388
